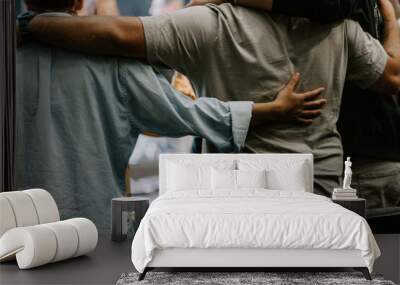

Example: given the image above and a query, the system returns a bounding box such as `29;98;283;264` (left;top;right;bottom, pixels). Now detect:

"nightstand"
332;198;366;218
111;197;150;242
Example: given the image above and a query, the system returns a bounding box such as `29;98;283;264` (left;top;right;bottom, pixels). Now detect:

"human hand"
171;72;197;100
185;0;226;8
273;73;326;125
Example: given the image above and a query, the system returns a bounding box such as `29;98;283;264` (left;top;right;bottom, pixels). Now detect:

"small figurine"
332;157;357;200
342;157;353;190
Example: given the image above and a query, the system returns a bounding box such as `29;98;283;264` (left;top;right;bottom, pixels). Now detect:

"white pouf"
42;221;79;262
0;189;60;233
64;218;98;257
23;189;60;223
0;189;98;269
0;226;57;269
0;196;17;237
0;219;98;269
1;191;39;227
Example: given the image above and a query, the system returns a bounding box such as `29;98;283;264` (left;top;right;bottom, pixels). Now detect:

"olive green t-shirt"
140;4;387;195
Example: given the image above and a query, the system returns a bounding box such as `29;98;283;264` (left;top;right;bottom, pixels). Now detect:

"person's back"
16;39;137;231
141;3;387;195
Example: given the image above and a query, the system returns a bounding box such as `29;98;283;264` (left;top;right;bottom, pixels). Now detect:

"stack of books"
332;188;358;200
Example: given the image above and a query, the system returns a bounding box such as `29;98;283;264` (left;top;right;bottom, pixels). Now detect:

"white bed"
131;154;380;280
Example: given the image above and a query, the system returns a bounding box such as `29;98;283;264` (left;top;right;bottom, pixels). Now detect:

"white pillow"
167;159;236;192
211;169;236;190
212;169;268;191
238;159;307;192
267;167;306;192
236;169;267;189
168;163;211;191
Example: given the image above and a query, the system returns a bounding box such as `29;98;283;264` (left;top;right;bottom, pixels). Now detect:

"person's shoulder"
175;4;218;20
141;4;218;34
181;2;266;21
206;2;281;30
150;4;216;18
207;2;264;17
341;19;375;43
342;19;364;33
343;19;362;27
312;19;360;41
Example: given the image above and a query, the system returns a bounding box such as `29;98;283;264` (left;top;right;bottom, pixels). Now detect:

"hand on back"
273;73;326;126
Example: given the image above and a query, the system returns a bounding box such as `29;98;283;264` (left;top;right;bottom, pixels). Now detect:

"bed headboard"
159;154;314;195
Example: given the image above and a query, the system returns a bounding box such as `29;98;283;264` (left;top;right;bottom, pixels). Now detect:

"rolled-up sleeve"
120;61;252;153
345;20;388;89
228;101;253;152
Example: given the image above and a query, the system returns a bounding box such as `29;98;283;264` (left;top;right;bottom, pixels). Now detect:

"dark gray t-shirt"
141;4;387;194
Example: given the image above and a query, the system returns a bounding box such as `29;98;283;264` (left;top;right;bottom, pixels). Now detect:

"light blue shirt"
16;24;252;231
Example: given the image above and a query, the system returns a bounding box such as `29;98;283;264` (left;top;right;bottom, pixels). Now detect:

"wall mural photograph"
1;0;400;284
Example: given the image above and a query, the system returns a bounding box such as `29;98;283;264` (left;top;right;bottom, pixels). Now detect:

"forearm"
136;96;252;153
29;15;146;58
250;102;282;127
383;19;400;93
382;18;400;58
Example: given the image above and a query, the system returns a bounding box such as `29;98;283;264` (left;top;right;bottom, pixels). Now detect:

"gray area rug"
117;272;396;285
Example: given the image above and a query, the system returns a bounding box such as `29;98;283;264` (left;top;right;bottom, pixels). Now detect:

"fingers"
297;118;313;126
297;102;325;125
276;76;327;126
285;72;301;92
303;99;327;110
299;110;322;119
298;98;326;125
301;87;325;101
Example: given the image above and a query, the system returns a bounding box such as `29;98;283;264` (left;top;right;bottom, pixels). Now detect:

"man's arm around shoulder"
29;15;146;58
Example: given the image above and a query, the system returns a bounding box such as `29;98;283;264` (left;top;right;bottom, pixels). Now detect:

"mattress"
131;190;380;273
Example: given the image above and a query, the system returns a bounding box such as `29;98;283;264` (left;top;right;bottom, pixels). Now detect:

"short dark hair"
25;0;76;12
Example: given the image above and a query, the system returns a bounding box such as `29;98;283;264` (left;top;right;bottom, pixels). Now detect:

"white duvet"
131;190;380;273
